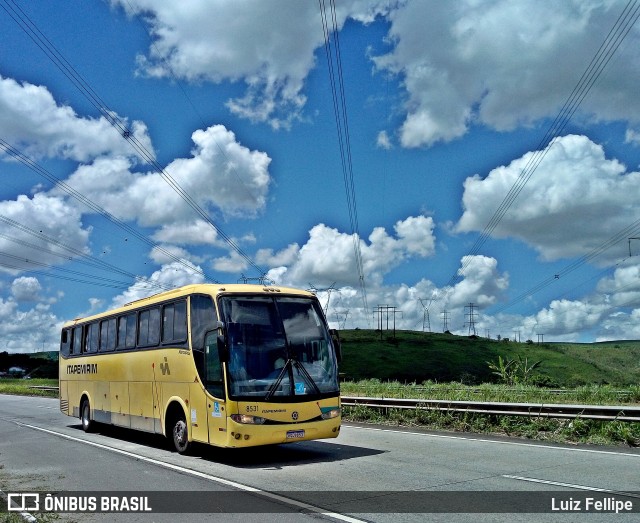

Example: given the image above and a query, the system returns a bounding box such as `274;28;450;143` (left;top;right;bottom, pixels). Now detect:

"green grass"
0;379;58;398
338;330;640;387
341;380;640;405
343;404;640;446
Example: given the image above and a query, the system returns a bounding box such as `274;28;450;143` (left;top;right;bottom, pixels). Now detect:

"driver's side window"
205;332;225;398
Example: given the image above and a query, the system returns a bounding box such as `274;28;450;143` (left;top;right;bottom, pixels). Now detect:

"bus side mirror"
330;329;342;363
216;322;229;363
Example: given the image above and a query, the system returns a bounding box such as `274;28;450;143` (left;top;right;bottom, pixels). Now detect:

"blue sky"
1;0;640;352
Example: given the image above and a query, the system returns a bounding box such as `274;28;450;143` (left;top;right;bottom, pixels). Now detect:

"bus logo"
291;411;299;421
160;357;170;376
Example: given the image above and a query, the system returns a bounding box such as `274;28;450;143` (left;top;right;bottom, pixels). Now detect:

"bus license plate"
286;429;305;439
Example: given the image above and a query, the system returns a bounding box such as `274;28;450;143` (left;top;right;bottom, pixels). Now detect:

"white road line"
343;424;640;458
502;475;640;498
13;421;366;523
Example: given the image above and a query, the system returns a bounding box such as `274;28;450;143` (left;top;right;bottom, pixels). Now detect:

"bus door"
204;331;227;445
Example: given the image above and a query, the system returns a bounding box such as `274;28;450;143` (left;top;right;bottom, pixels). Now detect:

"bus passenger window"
117;316;126;349
117;313;137;349
60;329;70;357
100;319;117;352
162;301;187;343
174;300;187;341
125;314;136;348
85;323;99;353
72;326;82;355
138;310;150;346
162;304;175;342
148;308;160;346
107;318;117;351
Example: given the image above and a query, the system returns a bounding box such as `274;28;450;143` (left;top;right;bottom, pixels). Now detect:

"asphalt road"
1;394;639;522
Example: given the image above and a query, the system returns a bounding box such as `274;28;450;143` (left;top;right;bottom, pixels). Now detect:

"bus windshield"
220;295;339;399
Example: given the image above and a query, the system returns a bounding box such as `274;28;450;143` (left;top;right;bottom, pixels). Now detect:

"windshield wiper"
264;358;292;401
293;360;322;396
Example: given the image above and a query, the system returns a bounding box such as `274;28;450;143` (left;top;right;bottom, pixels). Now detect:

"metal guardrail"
341;396;640;422
28;387;639;422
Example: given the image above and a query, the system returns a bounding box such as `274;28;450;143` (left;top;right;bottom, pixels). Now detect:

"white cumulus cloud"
456;135;640;262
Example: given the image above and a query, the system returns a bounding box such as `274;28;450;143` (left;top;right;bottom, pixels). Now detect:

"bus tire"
80;398;94;433
169;410;190;454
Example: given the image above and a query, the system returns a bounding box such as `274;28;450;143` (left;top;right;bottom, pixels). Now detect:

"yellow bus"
59;284;341;452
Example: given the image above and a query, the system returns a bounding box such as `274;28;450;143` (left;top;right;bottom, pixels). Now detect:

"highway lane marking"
343;424;640;458
12;421;366;523
502;475;640;498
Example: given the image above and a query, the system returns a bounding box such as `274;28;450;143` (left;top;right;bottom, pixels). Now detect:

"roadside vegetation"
338;330;640;447
2;330;639;446
0;379;58;398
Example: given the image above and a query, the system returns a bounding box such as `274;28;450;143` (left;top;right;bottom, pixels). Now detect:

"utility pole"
441;310;450;332
238;274;273;285
537;333;544;345
374;305;402;339
464;303;477;336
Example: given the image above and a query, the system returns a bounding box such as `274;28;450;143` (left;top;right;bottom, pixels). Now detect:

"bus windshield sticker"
295;382;305;394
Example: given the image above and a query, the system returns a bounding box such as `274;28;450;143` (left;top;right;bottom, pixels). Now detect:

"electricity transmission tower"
464;303;478;336
418;298;432;332
441;310;450;332
307;282;336;314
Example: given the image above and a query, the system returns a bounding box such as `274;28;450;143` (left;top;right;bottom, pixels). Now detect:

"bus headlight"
320;408;340;420
231;414;266;425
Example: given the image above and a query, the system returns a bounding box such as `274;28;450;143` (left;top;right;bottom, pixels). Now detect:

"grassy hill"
338;330;640;388
2;333;639;388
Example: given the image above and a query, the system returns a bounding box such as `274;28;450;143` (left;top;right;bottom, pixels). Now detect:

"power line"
318;0;369;323
492;216;640;314
0;138;216;283
0;0;265;277
448;0;640;287
0;215;172;291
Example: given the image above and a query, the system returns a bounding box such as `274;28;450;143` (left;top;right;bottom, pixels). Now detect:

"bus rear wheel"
170;413;190;454
80;399;94;433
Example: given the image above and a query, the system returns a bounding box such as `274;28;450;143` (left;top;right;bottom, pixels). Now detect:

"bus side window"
107;318;117;351
60;329;71;357
138;310;150;346
117;316;127;350
100;318;117;352
148;307;160;346
72;326;82;355
205;331;225;398
86;322;99;353
162;300;187;343
125;313;136;349
162;303;175;342
117;314;137;350
174;300;187;341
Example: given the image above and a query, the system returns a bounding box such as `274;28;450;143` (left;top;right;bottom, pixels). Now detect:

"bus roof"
62;283;317;328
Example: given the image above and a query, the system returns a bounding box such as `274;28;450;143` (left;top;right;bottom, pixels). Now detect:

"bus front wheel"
170;413;190;454
80;399;94;433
